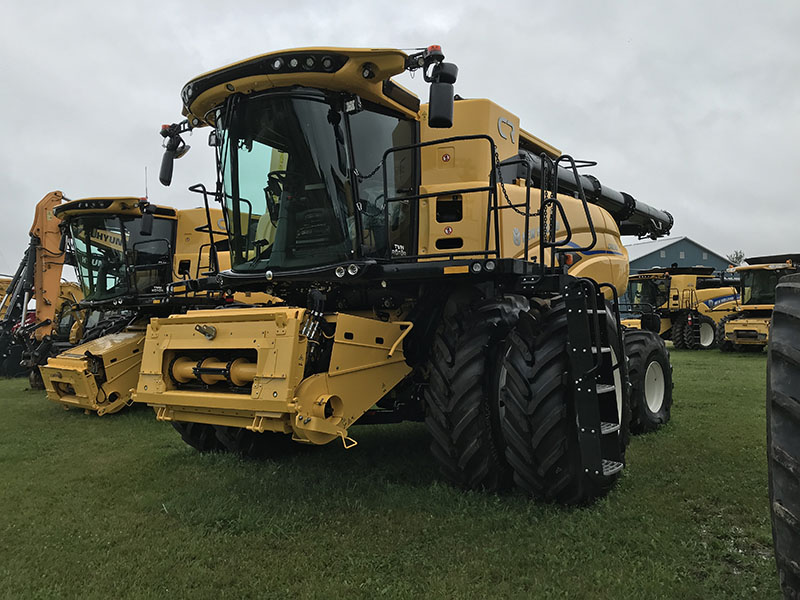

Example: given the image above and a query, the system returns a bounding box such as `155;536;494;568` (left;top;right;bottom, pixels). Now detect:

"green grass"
0;349;778;599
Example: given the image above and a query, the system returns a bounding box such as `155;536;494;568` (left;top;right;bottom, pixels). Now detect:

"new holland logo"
705;293;739;308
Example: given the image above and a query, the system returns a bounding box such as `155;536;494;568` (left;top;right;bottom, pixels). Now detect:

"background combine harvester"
39;196;243;415
621;266;738;350
0;191;84;383
719;255;798;353
135;45;676;504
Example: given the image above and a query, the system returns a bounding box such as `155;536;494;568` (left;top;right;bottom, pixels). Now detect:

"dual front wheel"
424;292;642;505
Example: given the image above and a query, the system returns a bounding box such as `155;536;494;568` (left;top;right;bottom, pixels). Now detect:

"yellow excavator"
719;255;799;352
134;45;677;504
621;266;739;350
38;195;244;415
0;191;85;383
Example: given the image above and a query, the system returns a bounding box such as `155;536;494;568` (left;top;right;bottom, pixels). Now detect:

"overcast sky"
1;0;798;274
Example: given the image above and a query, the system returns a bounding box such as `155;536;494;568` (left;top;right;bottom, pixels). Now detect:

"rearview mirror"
141;211;153;236
428;62;458;128
159;149;175;186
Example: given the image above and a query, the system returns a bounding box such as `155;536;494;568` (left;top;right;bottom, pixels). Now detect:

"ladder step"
596;383;616;395
600;421;620;434
602;459;624;476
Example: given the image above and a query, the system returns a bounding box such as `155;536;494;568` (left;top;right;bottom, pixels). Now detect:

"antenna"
144;166;149;200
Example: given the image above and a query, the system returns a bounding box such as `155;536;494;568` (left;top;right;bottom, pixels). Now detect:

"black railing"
381;136;601;271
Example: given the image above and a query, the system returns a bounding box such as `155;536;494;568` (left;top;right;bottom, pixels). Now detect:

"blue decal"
704;294;739;309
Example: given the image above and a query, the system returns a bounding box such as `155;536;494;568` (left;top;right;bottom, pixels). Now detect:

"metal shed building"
626;236;730;274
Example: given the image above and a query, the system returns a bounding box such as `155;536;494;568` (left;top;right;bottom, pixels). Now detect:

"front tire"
171;421;224;452
424;289;527;492
498;300;630;505
716;314;738;352
214;426;296;458
671;314;687;349
767;274;800;599
624;329;673;434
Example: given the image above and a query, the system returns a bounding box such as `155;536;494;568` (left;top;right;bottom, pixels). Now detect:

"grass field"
0;349;779;599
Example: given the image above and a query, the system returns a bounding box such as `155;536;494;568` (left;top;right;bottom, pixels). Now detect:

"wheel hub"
644;361;665;413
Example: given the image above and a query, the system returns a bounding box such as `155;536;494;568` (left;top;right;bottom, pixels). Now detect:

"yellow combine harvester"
39;196;237;415
621;266;739;349
718;255;799;352
136;46;676;504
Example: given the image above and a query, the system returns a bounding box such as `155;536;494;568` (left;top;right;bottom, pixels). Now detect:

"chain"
494;150;538;217
355;162;382;182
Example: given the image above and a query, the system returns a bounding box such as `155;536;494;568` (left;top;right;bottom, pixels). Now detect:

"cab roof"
53;197;177;219
180;47;419;126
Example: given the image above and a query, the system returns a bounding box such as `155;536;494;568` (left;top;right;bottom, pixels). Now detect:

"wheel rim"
644;361;665;413
699;322;715;347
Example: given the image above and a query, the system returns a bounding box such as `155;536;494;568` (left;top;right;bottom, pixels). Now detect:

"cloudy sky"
1;0;798;274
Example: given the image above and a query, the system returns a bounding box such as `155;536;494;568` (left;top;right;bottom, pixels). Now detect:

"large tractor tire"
214;426;296;459
671;314;687;349
716;314;739;353
767;274;800;598
497;299;630;505
424;290;527;492
171;421;224;453
624;329;673;434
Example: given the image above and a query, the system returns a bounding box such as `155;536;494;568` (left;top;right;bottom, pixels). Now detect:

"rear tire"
767;274;800;598
497;300;630;505
681;312;713;350
171;421;224;452
696;314;717;349
624;329;673;434
424;289;527;492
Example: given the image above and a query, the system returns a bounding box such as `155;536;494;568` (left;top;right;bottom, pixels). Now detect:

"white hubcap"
699;322;715;347
644;361;665;413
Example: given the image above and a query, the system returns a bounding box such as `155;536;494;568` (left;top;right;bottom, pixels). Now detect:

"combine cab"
136;46;676;503
39;197;233;414
719;255;799;352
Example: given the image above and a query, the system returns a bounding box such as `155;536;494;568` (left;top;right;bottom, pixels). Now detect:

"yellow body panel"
40;330;145;415
723;316;770;346
133;308;412;446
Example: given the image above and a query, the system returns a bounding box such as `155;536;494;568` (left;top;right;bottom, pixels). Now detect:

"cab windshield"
217;90;415;272
625;278;669;309
741;269;792;305
69;215;174;302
